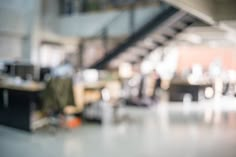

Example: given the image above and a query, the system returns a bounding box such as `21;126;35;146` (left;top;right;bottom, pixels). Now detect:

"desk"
169;79;213;102
0;82;45;131
73;82;106;112
73;81;121;112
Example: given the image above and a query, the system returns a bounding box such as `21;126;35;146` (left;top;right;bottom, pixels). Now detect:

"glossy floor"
1;97;236;157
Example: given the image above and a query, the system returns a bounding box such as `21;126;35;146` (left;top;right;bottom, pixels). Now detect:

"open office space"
1;0;236;157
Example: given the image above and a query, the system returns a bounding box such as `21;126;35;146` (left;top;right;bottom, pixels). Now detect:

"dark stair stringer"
90;4;200;69
90;6;179;69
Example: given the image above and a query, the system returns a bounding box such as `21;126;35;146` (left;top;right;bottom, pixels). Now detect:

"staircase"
90;4;198;69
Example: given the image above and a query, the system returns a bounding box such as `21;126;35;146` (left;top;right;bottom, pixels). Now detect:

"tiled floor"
1;97;236;157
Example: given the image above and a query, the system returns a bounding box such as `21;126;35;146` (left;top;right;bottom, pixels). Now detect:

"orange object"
65;118;82;128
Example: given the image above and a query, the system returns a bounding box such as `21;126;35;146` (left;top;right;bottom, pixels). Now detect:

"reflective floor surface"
1;97;236;157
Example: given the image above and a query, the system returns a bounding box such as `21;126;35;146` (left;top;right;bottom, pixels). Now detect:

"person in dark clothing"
152;70;161;100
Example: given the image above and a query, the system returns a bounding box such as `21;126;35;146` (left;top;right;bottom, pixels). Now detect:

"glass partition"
59;0;161;15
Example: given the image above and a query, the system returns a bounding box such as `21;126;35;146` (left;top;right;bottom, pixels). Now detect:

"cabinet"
0;83;44;131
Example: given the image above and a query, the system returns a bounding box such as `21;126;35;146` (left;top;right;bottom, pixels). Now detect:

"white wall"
0;0;36;61
0;36;22;61
0;9;26;36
